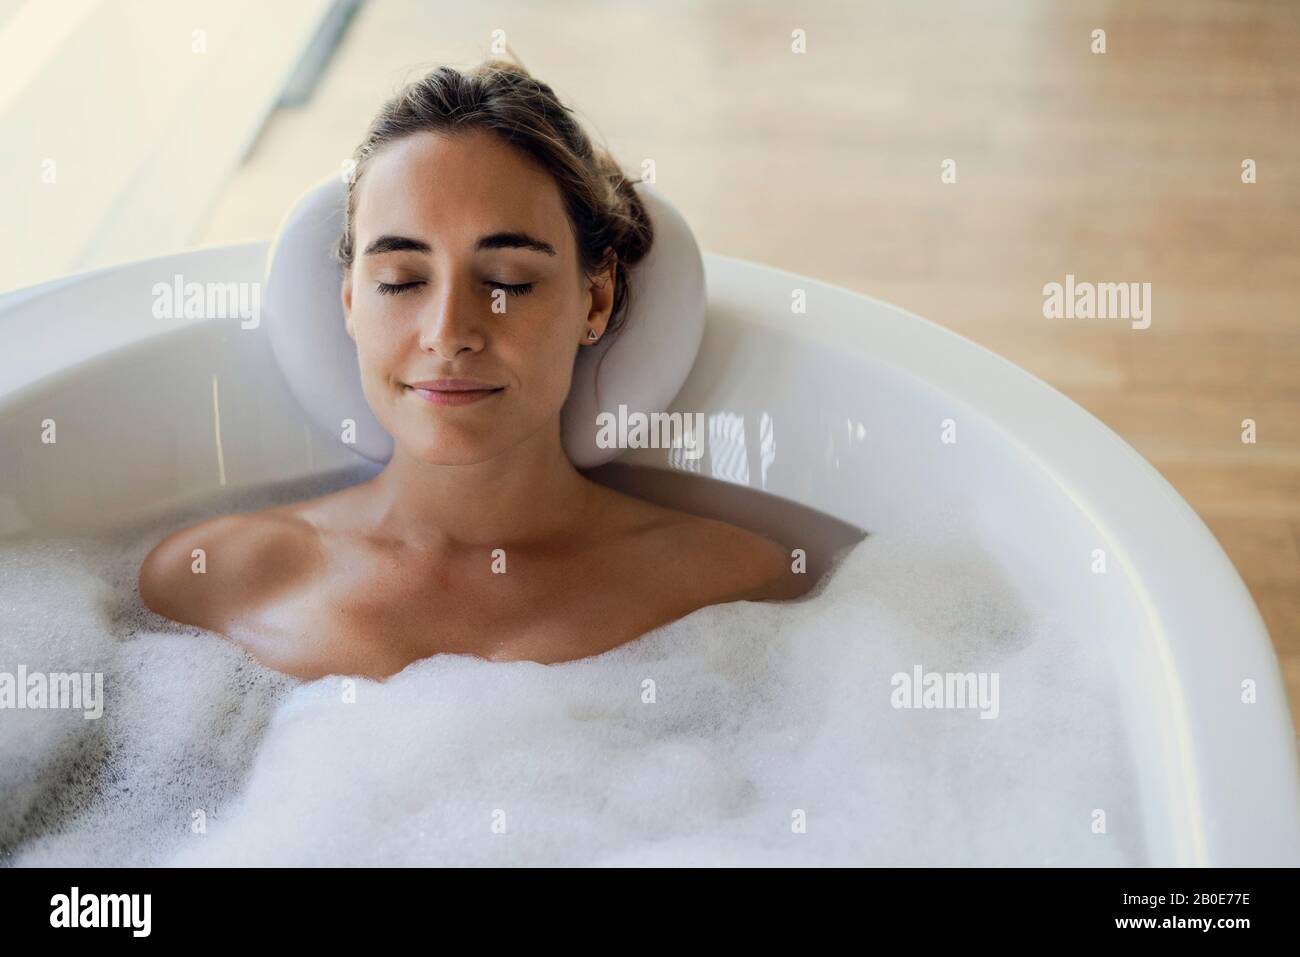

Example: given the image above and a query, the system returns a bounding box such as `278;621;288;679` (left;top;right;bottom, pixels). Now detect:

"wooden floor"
199;0;1300;731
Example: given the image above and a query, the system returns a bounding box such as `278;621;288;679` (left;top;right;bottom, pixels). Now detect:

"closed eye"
488;281;534;297
375;281;423;296
375;280;534;297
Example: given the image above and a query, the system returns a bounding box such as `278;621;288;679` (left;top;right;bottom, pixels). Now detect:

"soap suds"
0;465;1144;865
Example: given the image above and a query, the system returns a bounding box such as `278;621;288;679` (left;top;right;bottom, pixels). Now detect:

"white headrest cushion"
262;174;706;468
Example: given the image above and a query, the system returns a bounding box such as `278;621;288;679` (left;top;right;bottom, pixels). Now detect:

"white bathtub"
1;243;1297;867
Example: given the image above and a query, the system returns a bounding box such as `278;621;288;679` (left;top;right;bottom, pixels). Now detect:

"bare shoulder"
582;481;813;603
675;515;813;602
138;505;322;633
617;502;813;604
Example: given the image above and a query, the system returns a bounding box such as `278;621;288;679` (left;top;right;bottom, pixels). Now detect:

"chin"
400;432;507;467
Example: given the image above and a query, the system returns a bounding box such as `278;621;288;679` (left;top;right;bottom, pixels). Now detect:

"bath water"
0;463;1145;866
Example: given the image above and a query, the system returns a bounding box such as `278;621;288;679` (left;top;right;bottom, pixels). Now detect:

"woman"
139;59;811;680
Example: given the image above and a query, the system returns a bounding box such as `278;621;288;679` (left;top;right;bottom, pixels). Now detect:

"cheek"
349;314;409;417
351;310;402;374
505;297;581;398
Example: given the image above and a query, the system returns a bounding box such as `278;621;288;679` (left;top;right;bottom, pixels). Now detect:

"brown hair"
336;57;654;338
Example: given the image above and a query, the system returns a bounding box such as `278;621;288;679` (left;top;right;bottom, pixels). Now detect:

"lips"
402;378;505;407
405;378;503;392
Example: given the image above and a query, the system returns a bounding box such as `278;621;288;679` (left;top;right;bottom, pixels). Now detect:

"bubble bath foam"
0;466;1144;866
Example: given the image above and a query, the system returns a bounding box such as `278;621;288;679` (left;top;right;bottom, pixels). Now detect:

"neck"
363;417;594;552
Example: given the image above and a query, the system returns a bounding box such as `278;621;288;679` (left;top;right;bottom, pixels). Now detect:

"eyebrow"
362;231;557;257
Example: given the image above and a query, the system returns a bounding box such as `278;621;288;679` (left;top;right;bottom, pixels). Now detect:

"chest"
228;540;674;679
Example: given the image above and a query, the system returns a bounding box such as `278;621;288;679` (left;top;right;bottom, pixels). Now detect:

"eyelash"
374;281;534;297
375;281;420;296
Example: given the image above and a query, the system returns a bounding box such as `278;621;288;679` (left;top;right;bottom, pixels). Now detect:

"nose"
416;276;487;360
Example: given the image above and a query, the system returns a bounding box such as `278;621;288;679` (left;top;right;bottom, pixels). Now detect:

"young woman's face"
342;128;613;465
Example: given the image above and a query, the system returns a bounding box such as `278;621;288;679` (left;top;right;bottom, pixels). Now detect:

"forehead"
353;128;572;252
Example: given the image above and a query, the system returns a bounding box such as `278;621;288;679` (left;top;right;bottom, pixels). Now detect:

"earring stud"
587;329;599;341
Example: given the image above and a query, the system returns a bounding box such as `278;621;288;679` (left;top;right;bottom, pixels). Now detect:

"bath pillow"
262;174;706;468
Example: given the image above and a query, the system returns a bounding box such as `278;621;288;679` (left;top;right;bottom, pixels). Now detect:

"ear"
582;247;617;345
342;267;354;340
